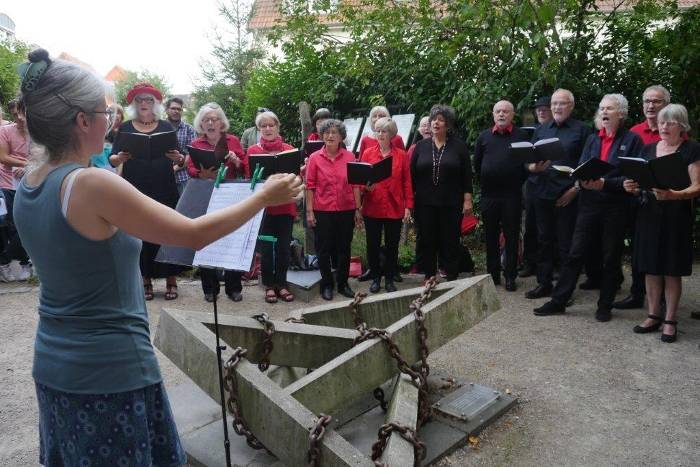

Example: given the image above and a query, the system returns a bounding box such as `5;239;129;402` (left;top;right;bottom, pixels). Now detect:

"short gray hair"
643;85;670;103
319;119;347;139
19;49;107;163
658;104;691;133
255;111;280;129
369;105;390;130
193;102;230;133
552;88;575;104
125;92;165;120
374;116;398;137
601;93;629;119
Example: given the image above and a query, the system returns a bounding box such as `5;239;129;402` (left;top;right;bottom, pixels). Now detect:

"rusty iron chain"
349;292;368;328
373;387;388;412
370;421;427;467
285;316;308;324
410;276;437;382
252;313;275;372
222;347;266;451
307;413;332;467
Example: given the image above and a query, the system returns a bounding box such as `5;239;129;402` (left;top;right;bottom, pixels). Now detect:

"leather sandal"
275;286;294;302
660;320;678;343
164;284;178;300
265;287;278;304
632;314;663;334
144;283;154;301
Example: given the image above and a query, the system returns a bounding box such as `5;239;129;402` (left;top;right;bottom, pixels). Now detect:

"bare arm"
67;168;302;250
0;142;30;167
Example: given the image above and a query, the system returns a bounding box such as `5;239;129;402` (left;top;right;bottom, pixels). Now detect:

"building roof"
57;53;99;73
105;65;129;83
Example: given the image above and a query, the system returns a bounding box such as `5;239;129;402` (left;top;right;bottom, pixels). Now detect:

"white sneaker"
18;264;33;281
0;263;15;282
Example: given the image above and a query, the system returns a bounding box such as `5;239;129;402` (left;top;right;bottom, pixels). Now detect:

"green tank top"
14;163;162;393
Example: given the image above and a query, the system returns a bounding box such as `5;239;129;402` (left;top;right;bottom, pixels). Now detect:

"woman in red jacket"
245;111;298;303
188;102;247;303
361;117;413;293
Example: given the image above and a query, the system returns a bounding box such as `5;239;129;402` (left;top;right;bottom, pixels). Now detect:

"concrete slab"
168;381;222;437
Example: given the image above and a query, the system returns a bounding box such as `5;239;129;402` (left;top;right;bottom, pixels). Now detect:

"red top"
358;134;406;159
630;120;689;145
306;147;358;212
246;141;297;216
187;134;246;179
308;132;322;141
492;124;514;135
360;145;413;219
599;128;616;162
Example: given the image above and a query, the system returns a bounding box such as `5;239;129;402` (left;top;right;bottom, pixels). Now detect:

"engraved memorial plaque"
433;384;499;420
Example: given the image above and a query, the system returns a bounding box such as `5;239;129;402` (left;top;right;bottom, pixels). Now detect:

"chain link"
223;347;265;450
349;292;368;328
252;313;275;372
410;276;437;383
370;421;427;467
307;413;332;467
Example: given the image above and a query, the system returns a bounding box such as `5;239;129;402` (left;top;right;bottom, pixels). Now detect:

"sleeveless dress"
14;163;185;466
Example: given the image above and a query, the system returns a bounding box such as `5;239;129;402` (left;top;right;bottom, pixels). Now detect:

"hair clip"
18;60;49;93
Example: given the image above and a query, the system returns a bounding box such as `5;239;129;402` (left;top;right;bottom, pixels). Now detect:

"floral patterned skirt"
35;381;186;467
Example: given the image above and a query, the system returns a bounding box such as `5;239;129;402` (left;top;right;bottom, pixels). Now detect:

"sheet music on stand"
156;179;263;272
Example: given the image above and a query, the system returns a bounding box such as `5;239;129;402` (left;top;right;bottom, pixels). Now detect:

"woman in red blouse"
308;108;332;142
245;111;298;303
361;117;413;293
306;119;362;301
357;106;406;159
188;102;247;303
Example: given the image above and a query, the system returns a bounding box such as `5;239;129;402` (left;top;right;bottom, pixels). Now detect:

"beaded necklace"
136;118;157;125
432;139;447;186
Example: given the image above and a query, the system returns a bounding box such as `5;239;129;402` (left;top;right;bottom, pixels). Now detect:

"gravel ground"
1;266;699;466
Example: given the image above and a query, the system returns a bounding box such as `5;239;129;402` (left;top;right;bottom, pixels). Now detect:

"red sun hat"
126;82;163;104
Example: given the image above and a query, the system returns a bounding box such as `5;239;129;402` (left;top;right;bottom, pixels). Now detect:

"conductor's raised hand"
261;173;304;207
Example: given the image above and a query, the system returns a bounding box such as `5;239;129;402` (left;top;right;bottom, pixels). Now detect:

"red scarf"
259;136;286;154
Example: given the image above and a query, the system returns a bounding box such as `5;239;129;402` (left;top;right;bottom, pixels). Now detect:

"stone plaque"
433;383;499;420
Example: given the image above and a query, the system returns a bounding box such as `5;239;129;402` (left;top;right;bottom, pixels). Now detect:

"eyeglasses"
643;99;665;106
168;107;183;112
135;96;155;103
323;130;341;136
658;120;679;127
91;107;116;130
202;117;221;124
259;123;277;129
53;89;116;132
551;101;572;108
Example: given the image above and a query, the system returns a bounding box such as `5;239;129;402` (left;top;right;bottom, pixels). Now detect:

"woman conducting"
110;82;187;300
361;117;413;293
14;49;302;466
625;104;700;343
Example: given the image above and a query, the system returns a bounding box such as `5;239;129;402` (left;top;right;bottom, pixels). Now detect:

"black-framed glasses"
134;96;155;103
92;108;116;131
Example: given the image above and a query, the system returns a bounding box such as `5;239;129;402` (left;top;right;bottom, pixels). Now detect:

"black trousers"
0;189;29;266
626;199;647;296
534;195;578;287
522;181;538;268
259;214;294;288
200;268;242;296
315;210;354;290
481;196;521;280
551;199;629;309
415;204;462;280
364;216;402;280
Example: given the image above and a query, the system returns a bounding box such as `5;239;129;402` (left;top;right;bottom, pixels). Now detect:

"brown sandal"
275;286;294;302
165;284;178;300
265;287;278;303
144;283;154;301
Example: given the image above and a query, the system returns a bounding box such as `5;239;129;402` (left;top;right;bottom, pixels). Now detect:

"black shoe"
385;280;397;293
533;301;566;316
633;314;663;334
525;284;552;299
369;279;382;293
579;279;601;290
204;293;215;303
505;278;517;292
227;292;243;302
392;273;403;283
338;284;355;298
518;264;536;278
321;288;333;301
660;320;678;343
357;269;373;282
612;294;644;309
595;308;612;322
491;273;501;286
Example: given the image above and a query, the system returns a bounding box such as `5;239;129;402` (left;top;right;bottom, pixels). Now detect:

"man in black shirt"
525;89;593;299
474;101;530;291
